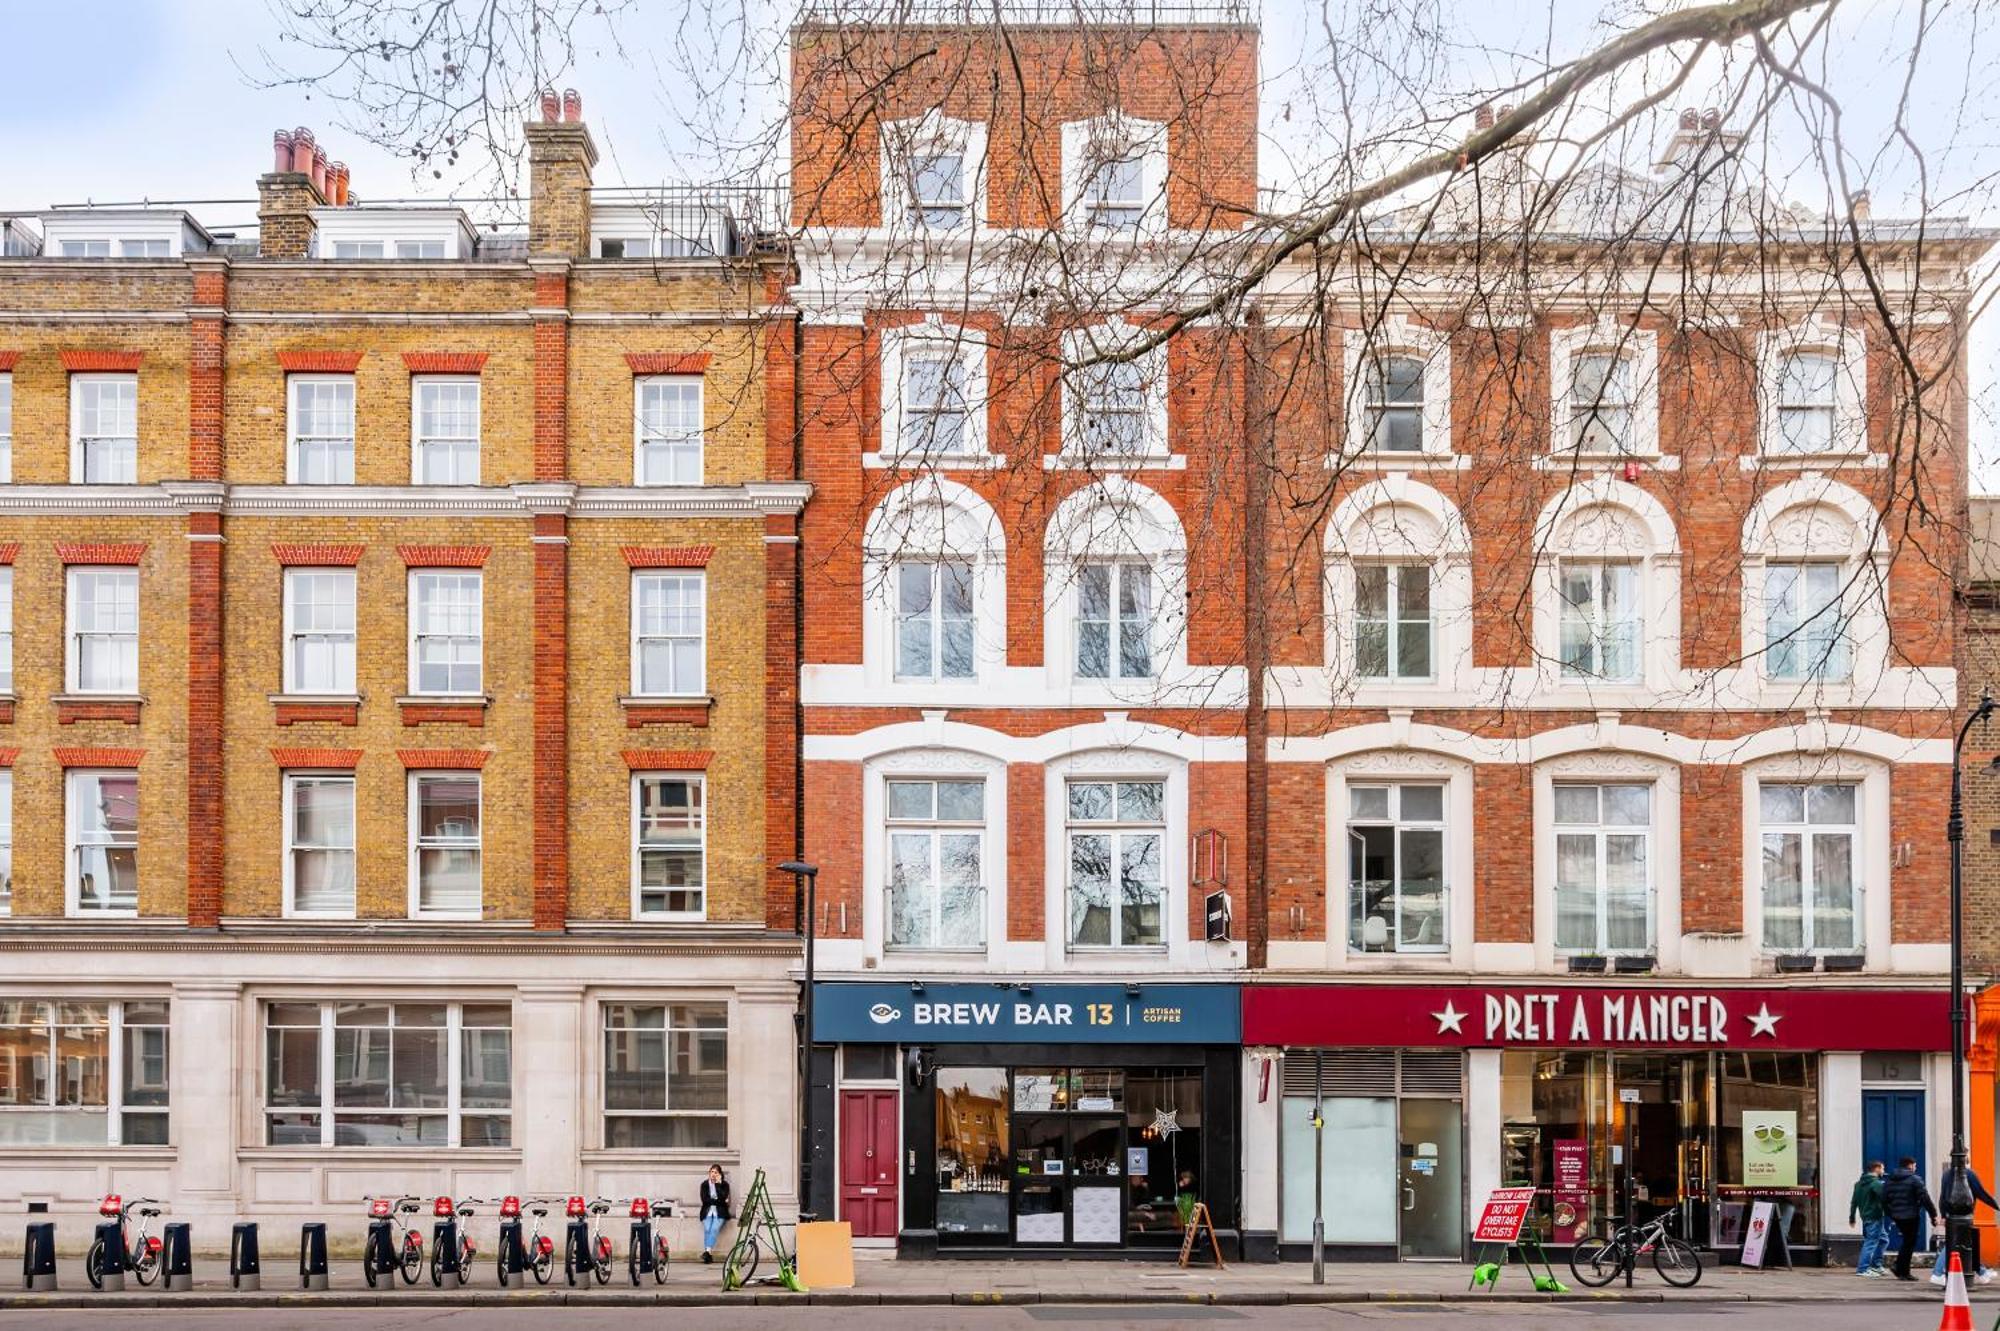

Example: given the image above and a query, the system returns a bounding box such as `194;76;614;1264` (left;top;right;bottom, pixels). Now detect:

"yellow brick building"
0;101;807;1252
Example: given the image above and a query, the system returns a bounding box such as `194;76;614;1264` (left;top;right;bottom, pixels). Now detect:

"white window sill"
409;910;483;923
633;912;710;925
884;945;990;958
620;693;713;706
1740;452;1885;471
66;911;141;921
861;452;1003;470
1534;452;1679;473
270;692;363;705
396;693;491;706
1064;945;1170;956
283;911;360;922
54;691;144;704
1045;453;1185;471
1325;451;1468;472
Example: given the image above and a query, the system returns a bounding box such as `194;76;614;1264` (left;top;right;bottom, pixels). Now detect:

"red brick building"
789;13;1992;1264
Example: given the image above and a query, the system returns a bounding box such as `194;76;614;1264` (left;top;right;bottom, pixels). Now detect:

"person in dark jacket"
1848;1160;1889;1276
1931;1160;2000;1284
1882;1157;1938;1281
699;1164;731;1263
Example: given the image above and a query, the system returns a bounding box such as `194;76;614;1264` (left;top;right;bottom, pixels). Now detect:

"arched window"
862;478;1006;689
1741;479;1886;692
1044;477;1187;689
1324;476;1471;690
1532;479;1681;693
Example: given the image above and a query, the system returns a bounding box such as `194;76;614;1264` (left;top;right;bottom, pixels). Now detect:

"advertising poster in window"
1553;1138;1589;1243
1741;1110;1798;1188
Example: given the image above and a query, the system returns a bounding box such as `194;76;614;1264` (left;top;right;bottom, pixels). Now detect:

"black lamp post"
779;860;820;1224
1945;692;1994;1270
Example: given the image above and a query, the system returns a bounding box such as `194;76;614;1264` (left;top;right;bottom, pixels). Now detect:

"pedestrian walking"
1930;1159;2000;1285
1848;1159;1890;1277
1882;1156;1937;1281
700;1163;732;1264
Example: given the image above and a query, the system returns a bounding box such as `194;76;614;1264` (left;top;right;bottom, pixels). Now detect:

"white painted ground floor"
0;928;802;1255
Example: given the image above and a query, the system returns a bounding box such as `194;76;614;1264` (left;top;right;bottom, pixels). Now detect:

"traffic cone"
1939;1250;1973;1331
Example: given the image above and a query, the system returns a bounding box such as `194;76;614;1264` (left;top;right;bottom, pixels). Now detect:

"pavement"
0;1253;1991;1311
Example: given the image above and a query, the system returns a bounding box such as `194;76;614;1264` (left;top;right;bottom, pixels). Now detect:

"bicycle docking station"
628;1198;656;1283
298;1221;329;1291
161;1222;193;1292
497;1216;527;1289
90;1218;127;1292
432;1196;462;1283
564;1196;592;1283
229;1221;261;1291
20;1221;56;1292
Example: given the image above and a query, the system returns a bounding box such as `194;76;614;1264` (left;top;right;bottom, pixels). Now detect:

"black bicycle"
1569;1210;1703;1288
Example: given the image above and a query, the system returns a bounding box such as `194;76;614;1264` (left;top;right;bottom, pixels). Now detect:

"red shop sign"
1473;1187;1538;1244
1242;985;1954;1052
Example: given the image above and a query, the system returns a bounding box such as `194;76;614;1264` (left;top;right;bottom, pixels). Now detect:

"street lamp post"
1945;692;1993;1271
780;860;820;1225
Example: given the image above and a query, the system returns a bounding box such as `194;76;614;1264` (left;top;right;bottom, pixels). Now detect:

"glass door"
1398;1098;1462;1258
1069;1116;1124;1245
1012;1114;1067;1245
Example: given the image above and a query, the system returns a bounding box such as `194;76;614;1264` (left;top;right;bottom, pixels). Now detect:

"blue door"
1864;1090;1928;1242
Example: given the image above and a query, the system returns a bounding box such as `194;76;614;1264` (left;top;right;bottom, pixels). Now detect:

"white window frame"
1741;481;1887;700
599;1001;729;1151
407;570;483;697
69;373;138;484
1550;782;1655;956
408;771;482;919
630;571;706;698
1557;560;1642;682
282;567;357;696
1762;561;1853;683
1061;113;1167;233
0;567;12;694
1757;318;1867;458
633;375;704;485
881;112;988;231
1341;317;1451;459
1062;775;1169;951
410;375;481;485
65;566;139;695
632;772;707;920
1059;323;1169;460
1530;478;1683;697
1757;781;1862;954
893;559;977;683
0;770;12;916
283;772;358;919
66;768;140;918
286;374;357;485
261;1000;511;1149
0;999;169;1147
1352;562;1433;682
0;370;13;482
1043;477;1190;692
883;775;987;952
1344;782;1449;955
62;240;113;257
1548;323;1660;458
1073;559;1157;681
878;320;991;461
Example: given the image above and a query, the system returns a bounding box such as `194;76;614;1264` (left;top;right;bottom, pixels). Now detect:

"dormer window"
1084;146;1145;229
1362;356;1425;453
396;241;446;259
1773;351;1838;454
61;241;111;257
121;240;169;258
332;242;385;259
599;237;651;259
908;149;966;229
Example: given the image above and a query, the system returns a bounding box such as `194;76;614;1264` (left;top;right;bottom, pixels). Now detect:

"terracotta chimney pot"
273;130;293;173
1473;104;1494;131
310;147;328;196
1679;108;1699;131
562;88;581;123
291;127;316;174
541;89;561;122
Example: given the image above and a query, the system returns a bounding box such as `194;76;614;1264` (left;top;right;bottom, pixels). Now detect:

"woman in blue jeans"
699;1164;731;1263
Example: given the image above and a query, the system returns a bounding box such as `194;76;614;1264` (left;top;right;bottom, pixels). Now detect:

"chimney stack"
259;125;331;258
526;88;598;258
1474;103;1494;131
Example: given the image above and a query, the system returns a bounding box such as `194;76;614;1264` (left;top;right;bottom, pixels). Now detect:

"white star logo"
1747;1003;1782;1038
1434;1001;1466;1035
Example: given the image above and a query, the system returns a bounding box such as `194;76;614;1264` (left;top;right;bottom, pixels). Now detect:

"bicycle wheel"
628;1238;642;1286
365;1246;380;1289
431;1244;446;1288
654;1237;669;1284
1652;1236;1702;1288
532;1241;554;1285
725;1234;762;1290
593;1244;612;1285
1569;1235;1625;1288
132;1244;159;1287
400;1234;424;1285
85;1238;106;1291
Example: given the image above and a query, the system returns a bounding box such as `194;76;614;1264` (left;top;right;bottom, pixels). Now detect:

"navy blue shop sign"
813;982;1240;1044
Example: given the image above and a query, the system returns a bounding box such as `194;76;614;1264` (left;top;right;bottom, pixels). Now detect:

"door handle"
1404;1186;1416;1211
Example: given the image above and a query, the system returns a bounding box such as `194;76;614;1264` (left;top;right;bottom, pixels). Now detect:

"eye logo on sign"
868;1003;902;1025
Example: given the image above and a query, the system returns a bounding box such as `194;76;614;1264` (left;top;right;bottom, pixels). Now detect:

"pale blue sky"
2;0;1993;484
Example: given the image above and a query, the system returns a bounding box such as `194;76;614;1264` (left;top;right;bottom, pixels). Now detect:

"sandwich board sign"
1472;1187;1537;1244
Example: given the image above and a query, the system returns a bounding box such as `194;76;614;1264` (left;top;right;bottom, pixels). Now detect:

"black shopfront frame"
893;1042;1240;1259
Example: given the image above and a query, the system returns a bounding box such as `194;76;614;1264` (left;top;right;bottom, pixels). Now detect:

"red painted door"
840;1090;899;1238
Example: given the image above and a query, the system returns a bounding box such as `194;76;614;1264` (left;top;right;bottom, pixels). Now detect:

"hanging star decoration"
1150;1106;1180;1139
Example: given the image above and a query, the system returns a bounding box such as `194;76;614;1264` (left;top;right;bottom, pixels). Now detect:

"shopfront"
1242;984;1953;1264
812;981;1241;1257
